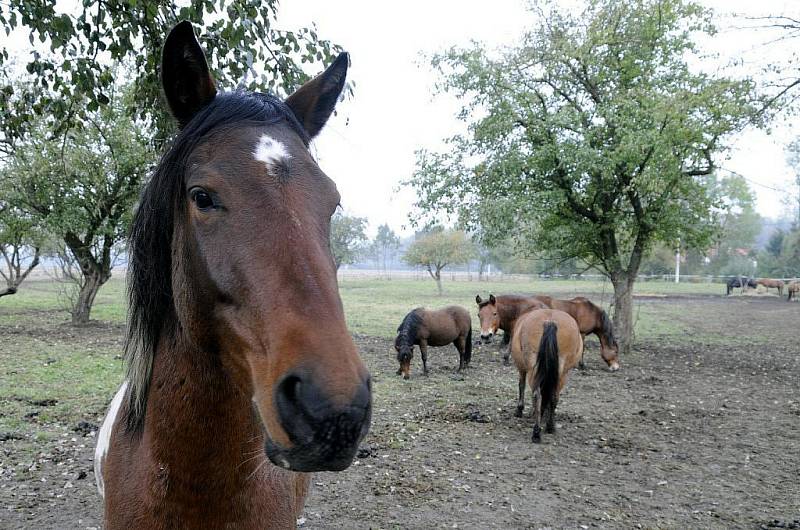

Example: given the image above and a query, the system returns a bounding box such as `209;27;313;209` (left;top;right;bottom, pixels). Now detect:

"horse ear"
285;52;348;139
489;294;496;305
161;21;217;128
475;295;483;305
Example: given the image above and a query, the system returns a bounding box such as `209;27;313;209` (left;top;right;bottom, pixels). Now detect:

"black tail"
464;326;472;365
532;321;560;417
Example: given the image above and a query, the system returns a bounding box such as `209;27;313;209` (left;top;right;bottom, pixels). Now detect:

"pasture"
1;277;798;529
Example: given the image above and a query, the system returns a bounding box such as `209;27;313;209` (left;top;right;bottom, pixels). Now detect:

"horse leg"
578;333;587;370
501;331;512;366
455;337;466;372
531;387;542;443
515;369;526;417
419;340;429;376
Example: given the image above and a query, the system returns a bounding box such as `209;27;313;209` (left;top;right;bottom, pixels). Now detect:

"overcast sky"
278;0;800;237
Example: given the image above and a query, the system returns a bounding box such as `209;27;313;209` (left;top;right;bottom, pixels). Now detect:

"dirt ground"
2;295;799;529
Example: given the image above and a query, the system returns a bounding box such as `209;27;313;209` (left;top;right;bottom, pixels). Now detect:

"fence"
336;269;798;284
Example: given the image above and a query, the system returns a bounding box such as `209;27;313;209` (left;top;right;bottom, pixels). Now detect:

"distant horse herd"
727;276;800;300
395;292;619;443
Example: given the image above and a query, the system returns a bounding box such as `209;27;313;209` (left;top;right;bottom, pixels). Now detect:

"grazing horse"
94;22;371;529
788;281;800;301
726;276;757;295
394;306;472;379
756;278;785;296
532;295;619;371
510;309;583;443
476;294;548;365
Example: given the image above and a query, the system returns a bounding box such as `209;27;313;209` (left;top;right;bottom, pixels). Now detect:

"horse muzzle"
480;332;494;344
265;372;372;472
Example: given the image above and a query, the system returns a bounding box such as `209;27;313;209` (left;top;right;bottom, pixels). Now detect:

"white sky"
278;0;800;236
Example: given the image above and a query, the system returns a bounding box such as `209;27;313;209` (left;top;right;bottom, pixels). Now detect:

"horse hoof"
545;425;555;434
531;431;541;443
578;362;586;370
514;408;523;418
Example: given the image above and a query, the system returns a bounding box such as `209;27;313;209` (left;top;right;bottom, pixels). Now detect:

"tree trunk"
435;270;443;295
71;270;106;325
610;272;635;354
0;286;17;298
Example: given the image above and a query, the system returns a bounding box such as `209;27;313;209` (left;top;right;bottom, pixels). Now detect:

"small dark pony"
394;306;472;379
726;276;757;295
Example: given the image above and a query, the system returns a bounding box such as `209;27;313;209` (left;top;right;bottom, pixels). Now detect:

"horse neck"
143;334;270;494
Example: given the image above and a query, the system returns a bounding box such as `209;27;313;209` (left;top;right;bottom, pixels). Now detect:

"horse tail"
532;321;560;417
464;325;472;365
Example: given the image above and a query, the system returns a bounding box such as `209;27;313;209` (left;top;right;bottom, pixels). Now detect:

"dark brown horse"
510;309;583;443
394;306;472;379
94;22;371;529
756;278;785;296
533;295;619;371
476;294;548;365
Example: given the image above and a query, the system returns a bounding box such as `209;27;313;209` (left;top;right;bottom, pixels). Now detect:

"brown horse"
510;309;583;443
394;306;472;379
476;294;548;365
533;295;620;371
756;278;785;296
788;281;800;301
94;22;371;529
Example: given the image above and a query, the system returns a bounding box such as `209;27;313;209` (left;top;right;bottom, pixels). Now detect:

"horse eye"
190;188;215;210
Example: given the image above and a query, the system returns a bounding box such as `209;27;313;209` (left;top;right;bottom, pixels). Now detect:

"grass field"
0;274;761;441
2;275;796;528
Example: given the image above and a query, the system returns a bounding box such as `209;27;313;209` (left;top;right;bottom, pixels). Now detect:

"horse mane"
395;308;423;362
123;90;309;432
600;309;617;349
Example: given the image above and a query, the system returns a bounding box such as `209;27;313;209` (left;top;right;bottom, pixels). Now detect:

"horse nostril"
275;374;314;445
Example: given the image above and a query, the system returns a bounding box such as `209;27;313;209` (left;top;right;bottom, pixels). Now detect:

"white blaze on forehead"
253;134;291;169
94;380;128;498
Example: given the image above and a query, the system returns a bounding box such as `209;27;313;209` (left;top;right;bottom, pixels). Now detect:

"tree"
3;88;154;323
0;0;345;148
0;203;44;297
407;0;760;351
403;228;474;294
330;212;368;270
371;224;400;275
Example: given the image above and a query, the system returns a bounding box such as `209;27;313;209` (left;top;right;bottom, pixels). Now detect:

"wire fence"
336;269;799;284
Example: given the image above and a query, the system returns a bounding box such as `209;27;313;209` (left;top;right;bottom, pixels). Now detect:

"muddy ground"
2;295;799;529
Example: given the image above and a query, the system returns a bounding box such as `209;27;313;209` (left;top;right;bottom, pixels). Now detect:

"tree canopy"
0;0;345;146
407;0;762;350
330;212;368;270
2;86;154;322
403;228;474;294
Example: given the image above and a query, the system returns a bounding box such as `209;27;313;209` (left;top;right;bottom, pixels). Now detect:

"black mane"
124;90;308;432
600;310;617;349
395;308;423;362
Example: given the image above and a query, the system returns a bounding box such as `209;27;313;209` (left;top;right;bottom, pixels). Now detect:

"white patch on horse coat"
253;134;290;169
94;380;128;498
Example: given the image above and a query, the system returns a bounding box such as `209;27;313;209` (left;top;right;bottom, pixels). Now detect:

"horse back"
420;306;470;346
511;309;582;374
